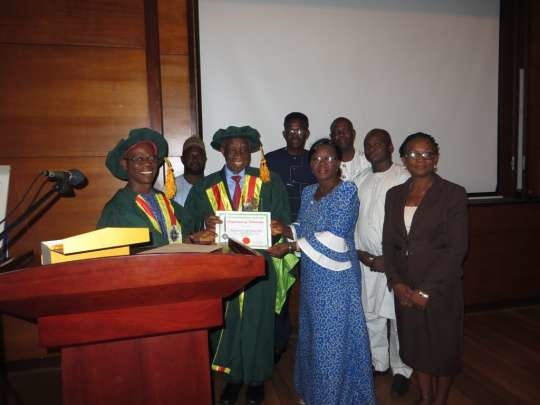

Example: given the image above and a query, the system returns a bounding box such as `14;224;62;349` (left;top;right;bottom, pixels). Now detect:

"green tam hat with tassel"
211;125;261;152
212;125;270;182
106;128;168;181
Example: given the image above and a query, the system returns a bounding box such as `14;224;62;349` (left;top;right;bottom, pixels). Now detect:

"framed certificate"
215;211;272;249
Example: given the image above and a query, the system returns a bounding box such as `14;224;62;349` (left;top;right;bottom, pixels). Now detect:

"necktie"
232;175;242;210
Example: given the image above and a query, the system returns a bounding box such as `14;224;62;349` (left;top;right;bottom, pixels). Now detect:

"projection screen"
198;0;500;193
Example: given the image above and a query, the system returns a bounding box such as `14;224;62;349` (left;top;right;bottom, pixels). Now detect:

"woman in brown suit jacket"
382;133;468;405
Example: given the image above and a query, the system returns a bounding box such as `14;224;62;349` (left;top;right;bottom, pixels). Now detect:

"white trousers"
365;312;413;377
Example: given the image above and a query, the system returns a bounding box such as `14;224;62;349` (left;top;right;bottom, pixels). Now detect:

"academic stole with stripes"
205;174;262;319
135;192;182;244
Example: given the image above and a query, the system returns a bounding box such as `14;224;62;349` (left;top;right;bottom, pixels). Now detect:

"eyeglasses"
311;155;338;164
285;128;308;136
124;155;161;164
404;151;436;161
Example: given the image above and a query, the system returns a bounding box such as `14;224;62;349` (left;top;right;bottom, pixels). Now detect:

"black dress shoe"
390;374;410;397
220;383;242;405
246;384;265;405
372;367;389;376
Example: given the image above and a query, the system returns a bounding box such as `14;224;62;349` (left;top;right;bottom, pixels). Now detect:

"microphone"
42;169;87;187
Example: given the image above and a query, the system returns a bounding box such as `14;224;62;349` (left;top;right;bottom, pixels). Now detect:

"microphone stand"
0;179;79;405
0;179;75;267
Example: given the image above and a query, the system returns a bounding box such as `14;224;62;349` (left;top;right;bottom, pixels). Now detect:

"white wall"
199;0;500;193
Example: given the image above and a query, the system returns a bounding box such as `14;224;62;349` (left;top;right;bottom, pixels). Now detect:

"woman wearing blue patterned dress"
268;139;375;405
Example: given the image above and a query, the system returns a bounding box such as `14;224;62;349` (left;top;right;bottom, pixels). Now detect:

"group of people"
98;112;468;405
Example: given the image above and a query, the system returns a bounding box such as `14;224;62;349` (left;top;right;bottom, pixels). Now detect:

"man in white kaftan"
354;128;413;397
329;117;369;181
341;148;370;181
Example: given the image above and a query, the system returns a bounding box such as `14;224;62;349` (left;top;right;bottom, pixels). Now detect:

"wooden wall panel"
525;1;540;196
464;202;540;305
500;0;540;197
158;0;193;171
0;0;196;362
161;54;192;156
158;0;189;55
0;45;150;157
525;66;540;196
498;0;521;194
0;0;145;48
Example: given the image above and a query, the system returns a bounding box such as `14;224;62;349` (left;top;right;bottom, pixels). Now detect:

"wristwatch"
417;290;429;299
287;242;295;254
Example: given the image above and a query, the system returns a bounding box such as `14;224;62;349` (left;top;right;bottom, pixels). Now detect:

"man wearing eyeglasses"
330;117;370;181
98;128;214;247
265;112;316;222
264;112;316;365
184;125;292;405
353;129;412;397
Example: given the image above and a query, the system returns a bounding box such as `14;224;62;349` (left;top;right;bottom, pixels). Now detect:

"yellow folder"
41;227;150;265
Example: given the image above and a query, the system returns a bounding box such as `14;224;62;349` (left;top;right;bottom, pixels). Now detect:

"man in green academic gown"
184;125;291;405
98;127;213;246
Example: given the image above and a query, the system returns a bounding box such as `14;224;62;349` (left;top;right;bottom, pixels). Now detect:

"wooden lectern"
0;252;265;405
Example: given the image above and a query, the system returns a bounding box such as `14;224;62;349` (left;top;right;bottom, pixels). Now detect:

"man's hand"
205;214;222;232
410;289;429;310
267;242;289;258
357;251;384;272
393;283;414;307
189;230;216;245
270;219;285;236
370;256;385;273
357;250;374;266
